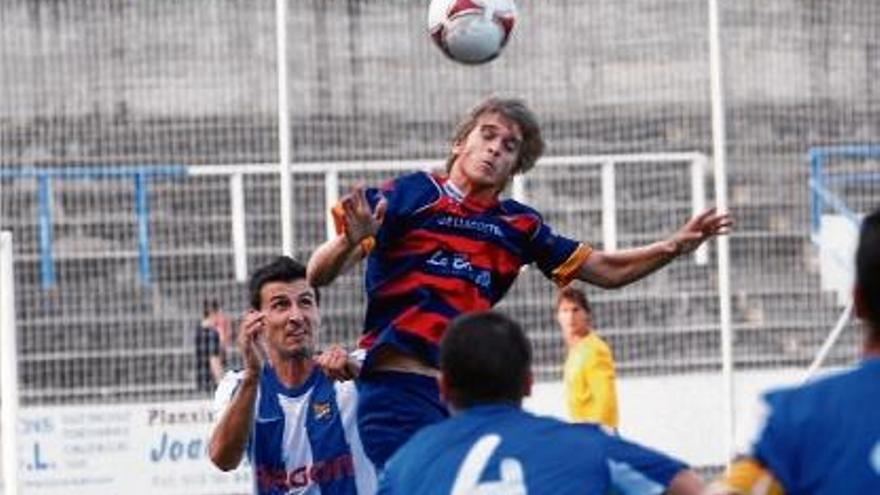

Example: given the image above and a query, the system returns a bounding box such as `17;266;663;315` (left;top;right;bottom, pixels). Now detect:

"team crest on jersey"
312;402;333;421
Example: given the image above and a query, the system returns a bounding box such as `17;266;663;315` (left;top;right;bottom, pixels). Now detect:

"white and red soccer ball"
428;0;517;65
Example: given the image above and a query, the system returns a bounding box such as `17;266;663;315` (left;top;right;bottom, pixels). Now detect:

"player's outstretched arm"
208;311;264;471
574;207;731;288
307;185;386;287
307;234;367;287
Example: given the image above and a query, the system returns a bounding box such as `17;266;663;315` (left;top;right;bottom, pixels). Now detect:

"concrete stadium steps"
599;289;841;330
1;175;327;252
10;246;316;288
14;282;159;321
17;314;190;355
2;155;858;404
19;350;197;405
504;287;841;344
10;269;849;403
531;319;860;380
7;163;815;256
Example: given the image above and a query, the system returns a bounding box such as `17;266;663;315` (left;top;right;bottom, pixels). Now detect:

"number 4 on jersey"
451;434;527;495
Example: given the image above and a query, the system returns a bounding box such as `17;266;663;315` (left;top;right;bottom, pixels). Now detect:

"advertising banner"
17;400;251;495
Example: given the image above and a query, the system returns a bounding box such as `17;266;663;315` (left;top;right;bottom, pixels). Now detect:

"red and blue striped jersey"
334;171;591;370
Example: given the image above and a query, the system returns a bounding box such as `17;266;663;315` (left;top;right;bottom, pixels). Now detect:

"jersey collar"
439;175;500;212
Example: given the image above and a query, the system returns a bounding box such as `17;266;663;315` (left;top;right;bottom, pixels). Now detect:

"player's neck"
863;329;880;358
271;356;315;389
446;171;501;203
565;329;591;350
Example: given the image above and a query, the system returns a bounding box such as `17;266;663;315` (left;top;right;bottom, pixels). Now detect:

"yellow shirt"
563;333;618;428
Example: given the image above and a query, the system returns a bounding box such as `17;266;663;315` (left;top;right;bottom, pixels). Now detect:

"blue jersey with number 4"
377;404;686;495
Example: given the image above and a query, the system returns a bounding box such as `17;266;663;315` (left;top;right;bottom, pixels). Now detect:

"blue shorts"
356;370;449;469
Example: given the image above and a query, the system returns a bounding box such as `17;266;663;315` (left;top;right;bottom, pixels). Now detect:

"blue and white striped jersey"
378;404;686;495
214;365;376;495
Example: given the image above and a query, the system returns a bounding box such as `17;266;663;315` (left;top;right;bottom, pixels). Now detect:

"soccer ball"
428;0;517;65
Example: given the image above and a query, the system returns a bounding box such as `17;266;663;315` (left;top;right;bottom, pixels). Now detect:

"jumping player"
307;96;732;468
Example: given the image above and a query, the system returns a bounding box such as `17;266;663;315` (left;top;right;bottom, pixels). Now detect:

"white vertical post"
276;0;294;257
708;0;735;464
325;170;339;242
601;161;617;251
230;173;248;282
0;231;20;495
691;155;708;265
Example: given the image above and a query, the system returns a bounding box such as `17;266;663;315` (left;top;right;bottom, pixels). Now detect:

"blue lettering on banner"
150;432;209;463
26;442;54;471
20;417;54;435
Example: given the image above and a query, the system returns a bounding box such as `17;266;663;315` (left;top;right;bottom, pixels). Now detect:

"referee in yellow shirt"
556;286;619;429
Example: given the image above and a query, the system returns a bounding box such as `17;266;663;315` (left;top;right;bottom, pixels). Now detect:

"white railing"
188;151;709;281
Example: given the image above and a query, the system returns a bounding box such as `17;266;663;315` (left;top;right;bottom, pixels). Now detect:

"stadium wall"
2;1;878;163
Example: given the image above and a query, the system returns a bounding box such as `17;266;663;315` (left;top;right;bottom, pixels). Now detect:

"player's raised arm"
208;310;265;471
307;185;387;287
574;207;731;288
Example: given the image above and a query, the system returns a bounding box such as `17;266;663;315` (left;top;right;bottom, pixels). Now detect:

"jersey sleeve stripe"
551;243;592;287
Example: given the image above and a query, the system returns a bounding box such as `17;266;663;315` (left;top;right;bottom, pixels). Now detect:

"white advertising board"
17;400;251;495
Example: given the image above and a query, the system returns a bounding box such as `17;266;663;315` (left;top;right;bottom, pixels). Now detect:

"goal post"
1;231;21;495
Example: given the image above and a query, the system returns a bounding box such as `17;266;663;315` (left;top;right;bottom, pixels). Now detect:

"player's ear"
854;285;867;319
451;134;467;155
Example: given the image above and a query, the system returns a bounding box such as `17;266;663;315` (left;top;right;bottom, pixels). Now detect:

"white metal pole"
0;231;20;495
276;0;294;257
708;0;735;464
691;155;708;265
325;170;339;242
230;173;248;282
601;161;617;252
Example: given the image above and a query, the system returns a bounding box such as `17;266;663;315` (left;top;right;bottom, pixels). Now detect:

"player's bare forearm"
575;207;731;289
208;374;259;471
575;238;680;288
306;235;364;287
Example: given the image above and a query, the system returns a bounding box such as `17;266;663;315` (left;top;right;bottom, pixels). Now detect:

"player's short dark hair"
857;207;880;329
446;96;544;176
440;311;532;408
248;256;319;310
556;286;591;313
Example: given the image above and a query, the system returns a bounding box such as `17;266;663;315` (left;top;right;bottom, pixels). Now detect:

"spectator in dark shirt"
195;299;224;393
